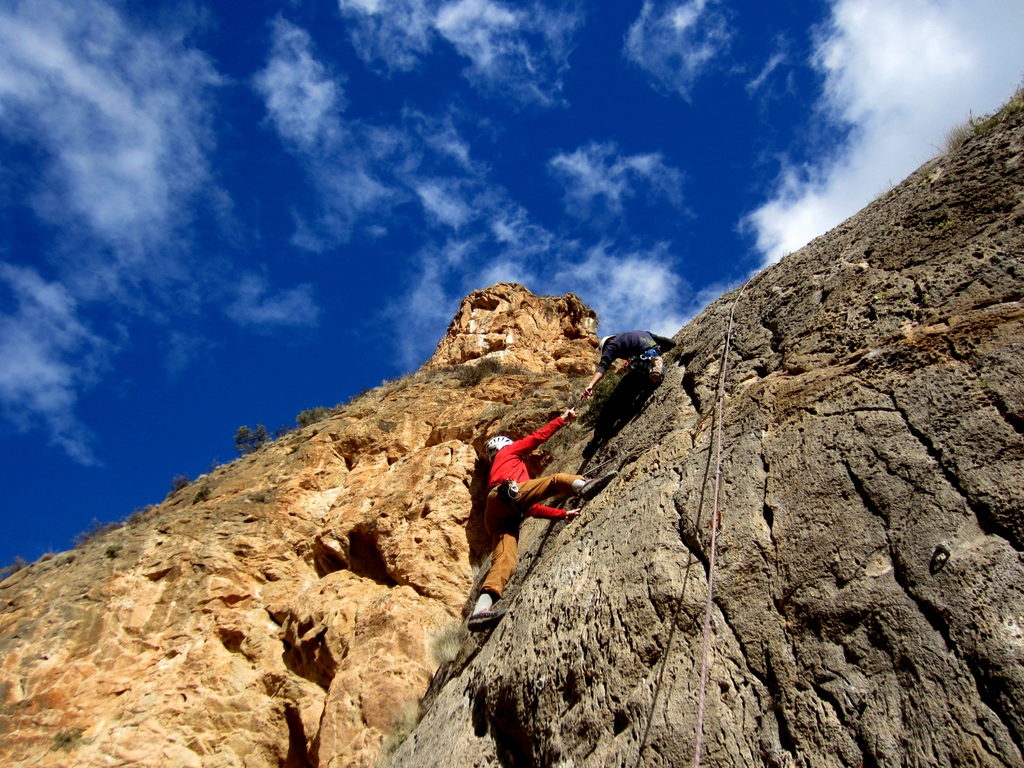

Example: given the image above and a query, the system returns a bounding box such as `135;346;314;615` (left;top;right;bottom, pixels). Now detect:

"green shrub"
170;474;190;492
579;369;626;427
447;357;531;387
0;556;27;581
192;485;211;504
296;406;333;426
234;424;270;455
53;729;83;751
74;519;123;547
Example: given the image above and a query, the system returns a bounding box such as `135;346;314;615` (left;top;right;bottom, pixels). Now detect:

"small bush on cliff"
430;621;465;666
170;474;190;492
944;116;975;153
296;406;333;426
0;556;27;581
374;701;421;768
579;368;626;427
74;518;123;547
234;424;270;454
53;729;84;751
447;357;530;387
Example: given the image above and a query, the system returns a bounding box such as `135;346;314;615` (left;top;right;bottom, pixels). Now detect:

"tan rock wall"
0;289;596;768
427;282;598;374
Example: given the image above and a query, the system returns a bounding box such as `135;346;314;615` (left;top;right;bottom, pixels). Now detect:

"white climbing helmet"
600;335;614;351
485;436;513;460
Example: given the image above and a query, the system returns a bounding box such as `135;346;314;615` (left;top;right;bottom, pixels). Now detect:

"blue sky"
1;0;1021;567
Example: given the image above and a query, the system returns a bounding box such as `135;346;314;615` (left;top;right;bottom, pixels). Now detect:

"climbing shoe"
468;607;507;632
579;470;617;500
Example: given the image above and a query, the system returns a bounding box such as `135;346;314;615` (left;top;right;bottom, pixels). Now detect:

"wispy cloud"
255;17;394;247
0;0;225;461
414;178;475;228
339;0;582;106
436;0;581;106
550;243;691;336
0;263;107;463
338;0;437;72
0;2;323;462
745;0;1024;264
549;141;684;219
225;273;320;328
0;0;219;267
624;0;731;99
746;48;786;94
254;17;346;152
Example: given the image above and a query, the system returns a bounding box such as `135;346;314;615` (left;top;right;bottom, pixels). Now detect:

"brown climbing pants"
480;472;581;598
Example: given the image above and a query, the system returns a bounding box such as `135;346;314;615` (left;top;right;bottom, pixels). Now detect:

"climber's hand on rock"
562;408;577;422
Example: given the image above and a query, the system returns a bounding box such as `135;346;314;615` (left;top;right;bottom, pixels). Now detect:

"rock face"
0;289;596;768
2;95;1023;768
387;97;1024;765
427;283;598;374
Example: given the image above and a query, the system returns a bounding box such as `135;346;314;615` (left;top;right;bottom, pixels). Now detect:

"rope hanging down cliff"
692;281;747;768
631;282;748;768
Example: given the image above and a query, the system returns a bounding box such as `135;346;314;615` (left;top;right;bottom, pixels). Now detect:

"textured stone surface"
0;289;596;768
427;283;598;375
389;97;1024;766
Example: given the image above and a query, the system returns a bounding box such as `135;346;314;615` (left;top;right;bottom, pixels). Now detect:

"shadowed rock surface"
389;97;1024;767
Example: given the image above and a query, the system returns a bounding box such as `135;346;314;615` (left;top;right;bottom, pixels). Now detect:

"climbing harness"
627;348;661;375
498;479;520;502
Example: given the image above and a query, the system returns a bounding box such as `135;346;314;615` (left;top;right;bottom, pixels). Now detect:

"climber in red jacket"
468;408;616;631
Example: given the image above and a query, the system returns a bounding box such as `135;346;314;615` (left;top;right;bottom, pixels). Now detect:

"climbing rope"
630;283;749;768
692;282;747;768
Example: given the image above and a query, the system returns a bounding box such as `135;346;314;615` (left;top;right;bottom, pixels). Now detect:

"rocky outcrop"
388;97;1024;766
427;283;598;375
0;290;596;768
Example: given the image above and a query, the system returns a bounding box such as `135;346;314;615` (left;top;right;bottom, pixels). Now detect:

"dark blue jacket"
596;330;660;373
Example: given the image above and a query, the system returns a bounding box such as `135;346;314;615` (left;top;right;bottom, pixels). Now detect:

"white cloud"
255;18;393;246
415;179;474;228
225;273;320;328
624;0;731;99
0;0;219;262
551;243;690;336
745;0;1024;264
0;263;107;463
746;49;786;94
436;0;581;106
0;0;226;461
340;0;581;106
254;17;345;153
549;142;683;218
338;0;437;72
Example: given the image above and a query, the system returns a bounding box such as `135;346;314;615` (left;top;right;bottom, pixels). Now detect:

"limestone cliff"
1;92;1022;768
0;283;596;768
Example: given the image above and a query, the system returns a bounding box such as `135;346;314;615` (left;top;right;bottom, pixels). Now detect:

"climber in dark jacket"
468;409;616;631
580;330;676;399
